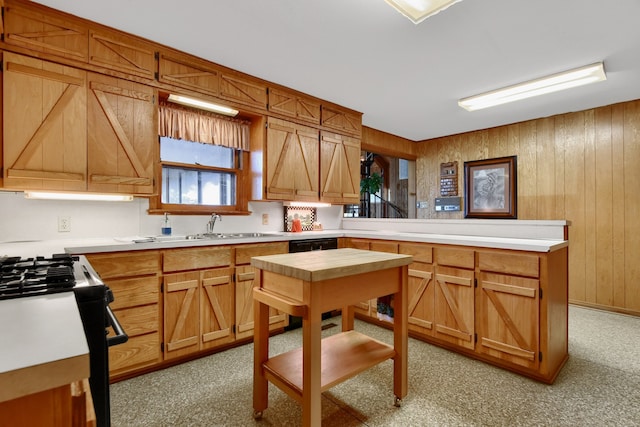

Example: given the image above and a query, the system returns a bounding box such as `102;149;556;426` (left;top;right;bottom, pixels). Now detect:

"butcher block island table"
251;248;412;426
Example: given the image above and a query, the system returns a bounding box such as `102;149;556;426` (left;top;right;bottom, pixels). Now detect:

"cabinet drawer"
369;240;398;253
478;251;540;278
108;276;160;310
86;251;161;279
235;242;288;265
109;332;161;374
435;247;474;269
399;242;433;264
163;247;232;272
109;304;159;338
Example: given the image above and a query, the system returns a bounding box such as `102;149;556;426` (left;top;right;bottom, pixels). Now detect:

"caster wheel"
394;396;402;407
253;410;263;420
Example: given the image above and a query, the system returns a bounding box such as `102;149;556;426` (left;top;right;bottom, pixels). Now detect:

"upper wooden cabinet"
321;105;362;137
320;131;360;204
268;88;321;125
88;29;156;80
2;52;87;191
3;2;89;61
219;71;268;110
265;117;319;201
157;51;220;97
87;72;156;194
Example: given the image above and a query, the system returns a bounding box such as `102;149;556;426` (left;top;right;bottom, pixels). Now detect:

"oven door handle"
106;305;129;347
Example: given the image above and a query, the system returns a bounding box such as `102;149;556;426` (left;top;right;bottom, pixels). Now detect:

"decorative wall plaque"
440;161;458;196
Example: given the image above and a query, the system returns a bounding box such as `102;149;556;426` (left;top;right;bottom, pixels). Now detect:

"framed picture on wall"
463;156;517;219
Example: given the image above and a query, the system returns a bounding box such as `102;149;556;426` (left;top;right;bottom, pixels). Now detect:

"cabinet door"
3;52;87;191
219;72;267;110
320;131;361;204
164;271;200;360
4;3;88;61
268;88;321;125
235;265;287;340
433;265;475;350
158;52;220;97
88;29;156;80
265;118;319;201
399;243;435;337
321;105;362;136
87;73;156;194
477;271;540;370
201;268;235;350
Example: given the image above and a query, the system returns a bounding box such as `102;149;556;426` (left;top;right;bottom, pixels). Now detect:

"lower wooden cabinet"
85;251;162;377
342;237;569;384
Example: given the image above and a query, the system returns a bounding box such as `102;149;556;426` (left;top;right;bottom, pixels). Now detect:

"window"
149;136;249;215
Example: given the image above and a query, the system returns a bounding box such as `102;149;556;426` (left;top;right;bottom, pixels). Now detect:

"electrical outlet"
58;216;71;232
262;213;269;225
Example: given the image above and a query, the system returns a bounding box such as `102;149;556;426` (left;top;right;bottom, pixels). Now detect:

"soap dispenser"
161;213;172;236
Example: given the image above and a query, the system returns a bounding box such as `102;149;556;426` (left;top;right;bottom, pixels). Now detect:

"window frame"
148;137;250;215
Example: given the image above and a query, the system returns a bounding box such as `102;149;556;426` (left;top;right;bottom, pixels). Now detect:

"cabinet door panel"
235;265;286;340
158;52;220;97
89;30;156;80
201;268;234;350
265;118;319;201
268;88;321;125
87;73;156;194
3;53;87;191
219;72;267;109
164;271;200;359
477;272;540;370
321;105;362;136
4;4;88;61
433;266;475;350
400;243;435;336
320;131;360;203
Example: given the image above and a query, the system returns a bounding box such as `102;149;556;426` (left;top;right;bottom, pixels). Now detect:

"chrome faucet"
206;213;221;234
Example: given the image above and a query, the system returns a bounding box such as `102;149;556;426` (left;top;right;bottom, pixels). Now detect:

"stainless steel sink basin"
134;232;272;243
202;232;270;239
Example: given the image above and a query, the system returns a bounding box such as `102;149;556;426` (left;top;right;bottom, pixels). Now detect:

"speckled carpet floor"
110;305;640;426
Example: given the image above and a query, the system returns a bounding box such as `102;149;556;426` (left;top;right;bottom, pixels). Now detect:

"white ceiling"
33;0;640;142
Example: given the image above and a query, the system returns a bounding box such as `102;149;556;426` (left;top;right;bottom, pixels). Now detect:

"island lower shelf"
263;330;395;401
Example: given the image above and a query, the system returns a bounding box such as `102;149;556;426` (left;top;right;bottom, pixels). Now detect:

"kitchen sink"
202;232;270;239
135;233;272;243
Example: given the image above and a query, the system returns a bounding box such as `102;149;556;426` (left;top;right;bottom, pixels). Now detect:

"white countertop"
54;229;567;254
0;292;90;402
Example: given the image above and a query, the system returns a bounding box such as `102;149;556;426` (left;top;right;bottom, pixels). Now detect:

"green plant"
360;172;383;194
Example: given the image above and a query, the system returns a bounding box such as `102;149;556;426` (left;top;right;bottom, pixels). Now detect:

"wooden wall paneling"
611;104;625;309
553;116;567;220
595;106;614;306
361;126;416;159
518;121;537;219
0;51;3;189
536;117;556;219
562;112;587;303
624;101;640;311
583;110;597;304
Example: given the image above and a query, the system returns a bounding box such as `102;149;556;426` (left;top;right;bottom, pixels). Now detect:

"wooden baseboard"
569;300;640;317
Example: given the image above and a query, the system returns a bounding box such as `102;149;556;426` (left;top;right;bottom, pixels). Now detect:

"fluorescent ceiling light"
283;202;332;208
458;62;607;112
385;0;463;24
25;192;134;202
167;94;239;116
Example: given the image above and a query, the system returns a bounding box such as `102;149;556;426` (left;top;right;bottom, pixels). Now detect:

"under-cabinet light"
24;191;134;202
385;0;463;24
283;202;332;208
167;94;239;117
458;62;607;111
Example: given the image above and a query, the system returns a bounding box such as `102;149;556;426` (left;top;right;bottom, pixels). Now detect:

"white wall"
0;191;344;244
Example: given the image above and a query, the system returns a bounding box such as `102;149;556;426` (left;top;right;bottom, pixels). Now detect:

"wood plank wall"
415;99;640;315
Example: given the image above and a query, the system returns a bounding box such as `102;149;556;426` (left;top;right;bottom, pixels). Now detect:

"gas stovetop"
0;254;78;300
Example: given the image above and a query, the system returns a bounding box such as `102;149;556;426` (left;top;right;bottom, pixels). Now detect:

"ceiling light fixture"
167;94;239;117
24;191;134;202
385;0;463;24
458;62;607;112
